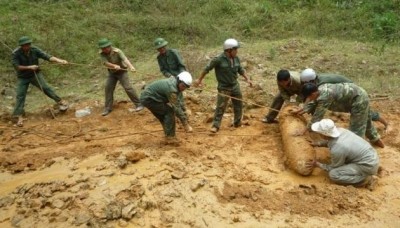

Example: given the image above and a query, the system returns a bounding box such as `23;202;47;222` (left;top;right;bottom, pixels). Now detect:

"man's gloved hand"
114;65;121;70
129;67;136;72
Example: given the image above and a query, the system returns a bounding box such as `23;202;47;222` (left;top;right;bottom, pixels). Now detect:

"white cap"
300;68;317;82
311;119;341;138
177;71;192;87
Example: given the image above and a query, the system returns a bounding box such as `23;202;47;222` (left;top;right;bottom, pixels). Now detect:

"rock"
126;151;146;163
117;155;128;169
11;214;24;227
105;202;122;220
51;199;65;209
190;179;207;192
77;192;90;200
119;219;129;227
0;196;15;208
171;171;185;179
74;213;91;225
43;159;55;168
50;208;62;217
122;203;137;220
97;178;107;186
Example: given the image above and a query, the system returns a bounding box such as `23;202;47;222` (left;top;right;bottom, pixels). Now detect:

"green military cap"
18;36;32;46
154;37;168;49
98;38;112;48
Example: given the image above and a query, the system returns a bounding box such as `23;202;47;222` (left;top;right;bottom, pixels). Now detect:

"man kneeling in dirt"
306;119;379;190
140;71;193;144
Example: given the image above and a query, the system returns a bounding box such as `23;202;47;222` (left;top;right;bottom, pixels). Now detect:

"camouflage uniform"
265;71;303;121
202;52;245;129
157;48;188;122
306;73;381;121
303;83;380;142
100;47;141;112
140;77;186;137
12;46;62;116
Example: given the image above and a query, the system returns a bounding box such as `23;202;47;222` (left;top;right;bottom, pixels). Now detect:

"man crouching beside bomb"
306;119;379;191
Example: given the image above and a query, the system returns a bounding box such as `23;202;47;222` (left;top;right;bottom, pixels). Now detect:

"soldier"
195;38;253;133
262;70;302;123
306;119;379;190
297;82;384;148
12;36;69;127
98;38;143;116
140;71;192;144
300;68;390;132
154;37;192;132
263;68;355;124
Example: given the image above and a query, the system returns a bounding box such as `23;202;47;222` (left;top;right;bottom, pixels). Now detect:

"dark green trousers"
212;83;242;129
140;97;176;137
13;73;61;116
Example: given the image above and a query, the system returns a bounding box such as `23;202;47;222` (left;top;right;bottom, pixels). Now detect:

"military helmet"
177;71;193;88
98;38;112;48
223;38;240;50
154;38;168;49
300;68;317;83
18;36;32;46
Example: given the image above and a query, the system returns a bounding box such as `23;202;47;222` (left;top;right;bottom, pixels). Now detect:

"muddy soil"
1;82;400;228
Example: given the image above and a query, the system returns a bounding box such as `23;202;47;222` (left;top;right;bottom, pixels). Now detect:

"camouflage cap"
154;38;168;49
18;36;32;46
98;38;112;48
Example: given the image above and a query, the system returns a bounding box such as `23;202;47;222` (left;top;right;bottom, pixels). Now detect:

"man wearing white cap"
306;119;379;190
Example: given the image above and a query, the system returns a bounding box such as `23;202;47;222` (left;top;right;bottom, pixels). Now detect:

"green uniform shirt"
100;47;128;73
12;46;52;78
317;73;353;86
157;49;186;77
141;77;186;116
304;83;368;127
278;71;303;103
203;52;245;90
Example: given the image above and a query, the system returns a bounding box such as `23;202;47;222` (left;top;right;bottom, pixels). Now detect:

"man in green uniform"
298;82;384;148
140;71;192;143
195;38;253;133
12;36;69;127
154;37;192;132
262;70;302;123
98;38;143;116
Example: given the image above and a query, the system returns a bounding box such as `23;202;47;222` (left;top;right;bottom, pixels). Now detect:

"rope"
33;71;56;118
195;86;280;112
